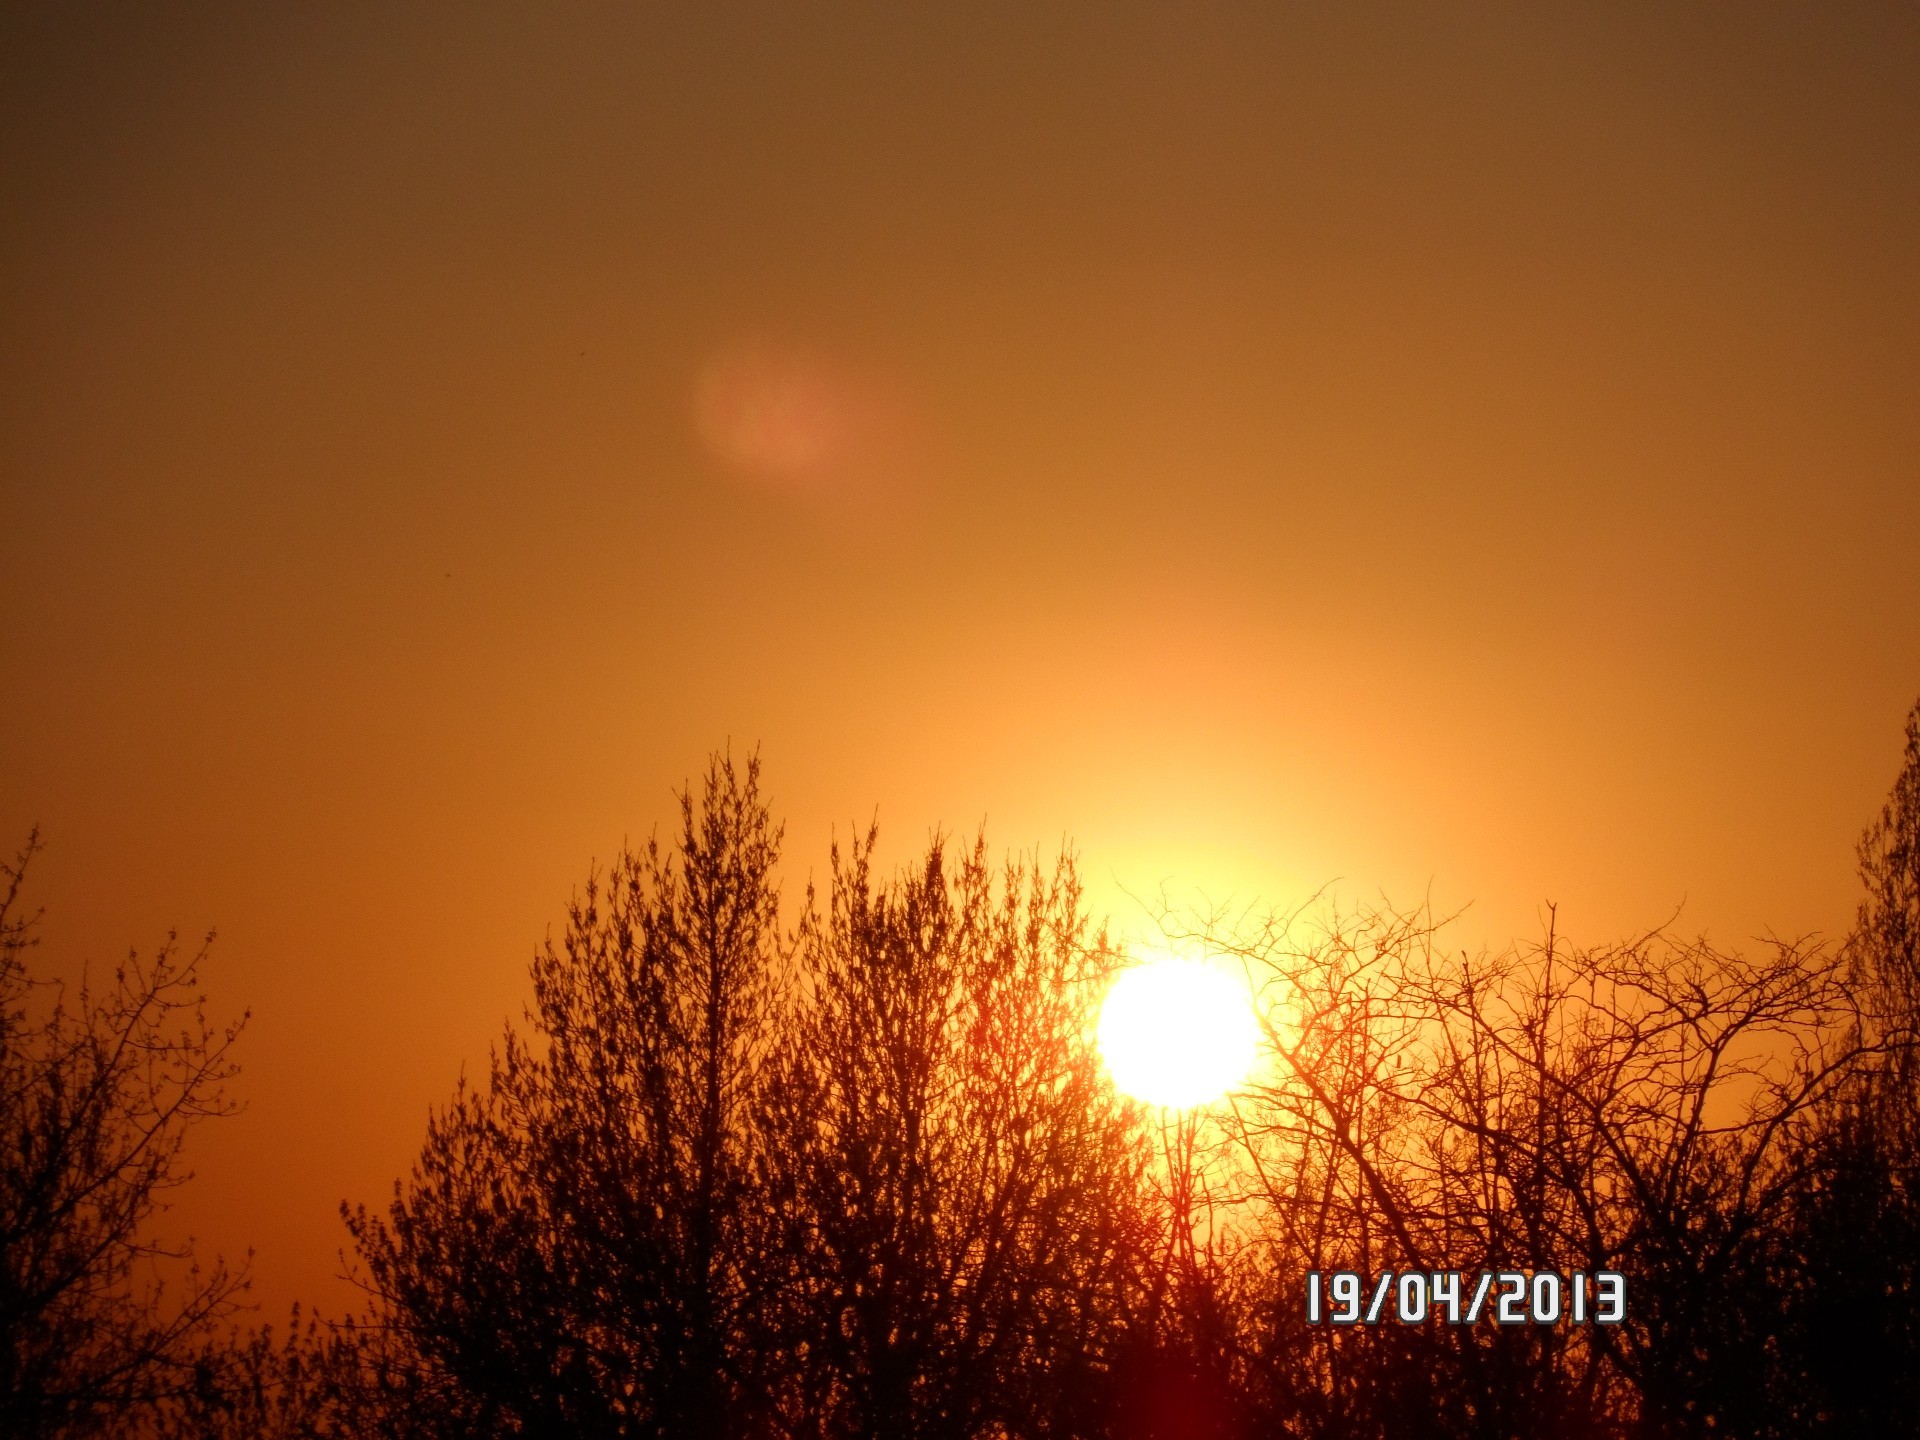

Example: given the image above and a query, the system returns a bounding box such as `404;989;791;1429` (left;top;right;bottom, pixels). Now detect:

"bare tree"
1852;697;1920;1062
330;706;1920;1439
347;752;785;1439
754;830;1154;1440
346;765;1173;1440
0;831;249;1439
1754;693;1920;1437
1169;894;1871;1439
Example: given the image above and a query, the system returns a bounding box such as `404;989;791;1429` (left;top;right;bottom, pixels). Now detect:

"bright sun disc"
1097;958;1262;1108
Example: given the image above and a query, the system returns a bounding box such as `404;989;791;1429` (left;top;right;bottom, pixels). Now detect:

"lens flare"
692;336;916;503
1097;957;1261;1108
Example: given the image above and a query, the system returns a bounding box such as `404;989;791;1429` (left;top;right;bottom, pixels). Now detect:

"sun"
1097;956;1263;1109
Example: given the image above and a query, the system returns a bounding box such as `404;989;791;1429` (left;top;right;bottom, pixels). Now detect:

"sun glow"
1097;956;1262;1109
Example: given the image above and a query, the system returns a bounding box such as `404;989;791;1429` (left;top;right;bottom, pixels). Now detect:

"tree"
1852;696;1920;1059
348;765;1163;1440
0;831;248;1439
347;752;785;1439
1174;896;1870;1439
1755;693;1920;1437
334;707;1920;1439
754;830;1154;1440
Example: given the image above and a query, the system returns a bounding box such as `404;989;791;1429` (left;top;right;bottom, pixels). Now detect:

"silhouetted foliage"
330;720;1920;1439
1854;698;1920;1051
0;832;248;1440
345;757;1162;1440
1753;695;1920;1437
1157;895;1886;1440
23;701;1920;1439
347;752;785;1438
754;828;1152;1439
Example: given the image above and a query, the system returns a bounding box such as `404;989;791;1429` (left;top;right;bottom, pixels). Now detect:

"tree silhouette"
1853;697;1920;1062
347;763;1163;1439
754;829;1153;1440
0;832;248;1439
1167;890;1873;1438
348;752;784;1439
1754;695;1920;1436
86;700;1920;1440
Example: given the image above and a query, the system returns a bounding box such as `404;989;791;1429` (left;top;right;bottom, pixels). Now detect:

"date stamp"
1306;1270;1625;1326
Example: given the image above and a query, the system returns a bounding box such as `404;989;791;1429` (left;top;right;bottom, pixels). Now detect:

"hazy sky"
4;2;1917;1317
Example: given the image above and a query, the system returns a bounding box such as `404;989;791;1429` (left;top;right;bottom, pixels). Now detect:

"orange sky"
3;3;1917;1319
